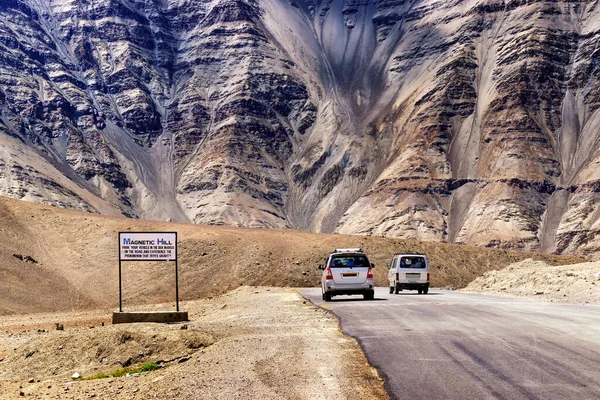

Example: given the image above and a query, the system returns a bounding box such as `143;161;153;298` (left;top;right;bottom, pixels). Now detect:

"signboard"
119;232;177;261
117;231;179;312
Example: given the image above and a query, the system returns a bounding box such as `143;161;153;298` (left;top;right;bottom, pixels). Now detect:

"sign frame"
117;231;179;312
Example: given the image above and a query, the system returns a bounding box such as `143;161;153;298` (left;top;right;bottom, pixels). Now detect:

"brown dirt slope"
0;196;584;315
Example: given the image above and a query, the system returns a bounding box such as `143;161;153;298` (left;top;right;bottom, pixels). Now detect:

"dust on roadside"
462;259;600;306
0;287;388;399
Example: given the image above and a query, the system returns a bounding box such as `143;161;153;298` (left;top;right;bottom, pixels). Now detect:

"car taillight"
367;267;374;279
325;267;333;280
427;273;430;282
396;273;399;281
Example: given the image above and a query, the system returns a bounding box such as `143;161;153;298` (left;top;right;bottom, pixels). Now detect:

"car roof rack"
332;248;363;253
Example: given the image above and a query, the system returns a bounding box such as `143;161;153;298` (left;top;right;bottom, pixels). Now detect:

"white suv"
318;248;375;301
388;254;430;294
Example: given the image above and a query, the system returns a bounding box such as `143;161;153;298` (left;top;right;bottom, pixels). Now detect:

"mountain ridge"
1;0;600;257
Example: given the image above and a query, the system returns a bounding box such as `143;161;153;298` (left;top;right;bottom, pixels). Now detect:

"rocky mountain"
1;0;600;257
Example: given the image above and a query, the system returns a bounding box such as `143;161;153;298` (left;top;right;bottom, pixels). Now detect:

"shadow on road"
326;297;388;303
391;292;443;296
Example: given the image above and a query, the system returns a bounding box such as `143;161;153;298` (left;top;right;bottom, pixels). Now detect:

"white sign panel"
119;232;177;261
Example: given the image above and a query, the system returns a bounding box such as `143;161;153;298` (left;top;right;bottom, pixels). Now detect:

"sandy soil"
463;259;600;305
0;287;387;399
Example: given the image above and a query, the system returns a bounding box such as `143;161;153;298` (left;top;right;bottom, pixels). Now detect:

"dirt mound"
0;326;213;381
464;259;600;305
0;196;585;314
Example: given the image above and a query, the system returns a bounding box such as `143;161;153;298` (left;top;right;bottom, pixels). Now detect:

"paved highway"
301;288;600;400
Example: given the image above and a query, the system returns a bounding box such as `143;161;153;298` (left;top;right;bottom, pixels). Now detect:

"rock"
180;324;188;330
71;372;80;380
178;356;191;363
534;291;544;295
566;272;575;277
13;254;38;264
119;358;133;367
55;323;64;331
594;272;600;280
28;378;34;383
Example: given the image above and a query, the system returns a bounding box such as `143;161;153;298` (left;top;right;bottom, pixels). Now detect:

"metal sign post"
119;257;122;312
175;258;179;312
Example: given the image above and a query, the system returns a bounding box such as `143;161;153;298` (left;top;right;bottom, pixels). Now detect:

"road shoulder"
0;287;387;399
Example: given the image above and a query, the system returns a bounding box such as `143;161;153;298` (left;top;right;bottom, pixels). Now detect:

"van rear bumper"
326;282;374;296
397;282;429;291
328;288;374;296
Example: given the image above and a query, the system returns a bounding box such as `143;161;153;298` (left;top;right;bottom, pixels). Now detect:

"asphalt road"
301;288;600;400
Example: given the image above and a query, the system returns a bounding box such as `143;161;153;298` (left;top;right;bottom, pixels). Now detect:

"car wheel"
423;287;429;294
322;291;325;300
389;286;394;294
324;292;332;302
394;285;400;294
364;291;374;300
418;288;423;294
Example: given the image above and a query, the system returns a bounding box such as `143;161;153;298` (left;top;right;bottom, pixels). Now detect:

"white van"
388;254;430;294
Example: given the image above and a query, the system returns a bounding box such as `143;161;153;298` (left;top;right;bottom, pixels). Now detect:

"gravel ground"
463;259;600;305
0;287;387;399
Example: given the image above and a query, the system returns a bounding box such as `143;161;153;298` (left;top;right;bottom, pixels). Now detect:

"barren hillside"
0;196;583;315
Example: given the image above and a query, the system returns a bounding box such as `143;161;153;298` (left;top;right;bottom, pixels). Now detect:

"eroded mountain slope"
1;0;600;257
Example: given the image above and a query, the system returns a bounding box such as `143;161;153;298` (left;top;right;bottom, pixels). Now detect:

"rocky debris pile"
464;259;600;305
0;326;213;382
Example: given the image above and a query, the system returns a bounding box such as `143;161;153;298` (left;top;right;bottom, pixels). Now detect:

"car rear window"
329;255;369;268
399;256;426;268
